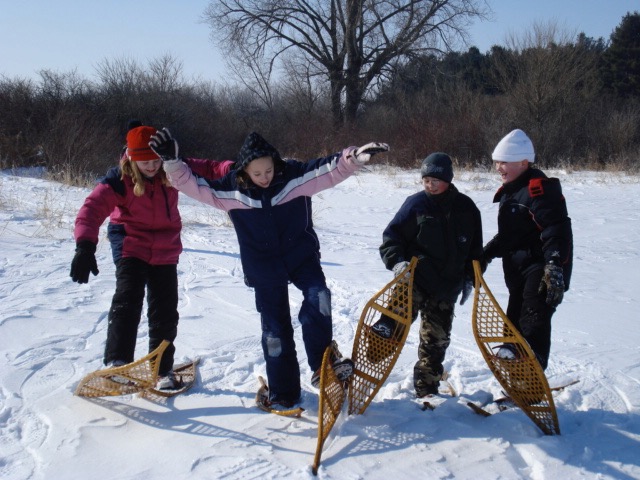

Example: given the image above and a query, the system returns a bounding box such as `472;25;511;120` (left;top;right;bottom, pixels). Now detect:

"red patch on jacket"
528;178;545;197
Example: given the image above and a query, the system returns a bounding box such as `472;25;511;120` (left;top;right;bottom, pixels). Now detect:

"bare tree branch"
203;0;490;127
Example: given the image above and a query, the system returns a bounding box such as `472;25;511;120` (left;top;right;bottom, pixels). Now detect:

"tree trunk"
344;0;364;125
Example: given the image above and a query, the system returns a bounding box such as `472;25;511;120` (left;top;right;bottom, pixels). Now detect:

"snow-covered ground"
1;166;638;479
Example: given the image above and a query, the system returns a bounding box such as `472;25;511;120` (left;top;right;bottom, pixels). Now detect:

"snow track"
0;170;638;479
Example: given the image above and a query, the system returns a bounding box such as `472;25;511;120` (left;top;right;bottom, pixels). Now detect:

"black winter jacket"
484;167;573;290
380;185;483;303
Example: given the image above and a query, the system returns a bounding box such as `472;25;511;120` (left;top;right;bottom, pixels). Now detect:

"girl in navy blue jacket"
152;130;388;408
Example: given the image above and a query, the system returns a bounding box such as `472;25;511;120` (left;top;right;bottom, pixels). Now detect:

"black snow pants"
505;264;555;370
104;257;179;375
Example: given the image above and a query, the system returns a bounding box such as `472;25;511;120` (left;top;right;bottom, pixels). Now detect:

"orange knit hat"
126;126;159;161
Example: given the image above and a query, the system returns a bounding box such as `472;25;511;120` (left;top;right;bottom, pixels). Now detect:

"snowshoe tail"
75;340;169;398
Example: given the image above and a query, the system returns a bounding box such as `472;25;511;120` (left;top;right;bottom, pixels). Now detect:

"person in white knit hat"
482;129;573;370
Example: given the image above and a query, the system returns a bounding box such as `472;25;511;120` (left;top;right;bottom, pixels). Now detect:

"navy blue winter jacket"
380;185;483;303
163;148;361;287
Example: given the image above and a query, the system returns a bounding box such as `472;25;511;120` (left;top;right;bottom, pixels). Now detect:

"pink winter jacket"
74;158;233;265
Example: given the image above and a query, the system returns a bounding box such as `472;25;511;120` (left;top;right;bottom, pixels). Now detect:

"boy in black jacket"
379;153;483;397
483;129;573;370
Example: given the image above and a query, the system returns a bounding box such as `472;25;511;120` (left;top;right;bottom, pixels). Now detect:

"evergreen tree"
602;12;640;97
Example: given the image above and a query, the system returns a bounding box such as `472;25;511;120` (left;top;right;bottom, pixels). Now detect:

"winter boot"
156;371;181;390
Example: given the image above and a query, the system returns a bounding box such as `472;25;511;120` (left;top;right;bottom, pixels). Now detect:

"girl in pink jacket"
71;125;233;389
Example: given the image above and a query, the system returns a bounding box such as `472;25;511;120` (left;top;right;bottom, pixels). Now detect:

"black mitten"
70;240;99;284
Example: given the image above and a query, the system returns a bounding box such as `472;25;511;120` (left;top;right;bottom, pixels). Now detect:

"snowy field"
0;166;638;479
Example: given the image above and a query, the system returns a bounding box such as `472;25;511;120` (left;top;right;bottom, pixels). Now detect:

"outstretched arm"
277;142;389;202
185;157;235;180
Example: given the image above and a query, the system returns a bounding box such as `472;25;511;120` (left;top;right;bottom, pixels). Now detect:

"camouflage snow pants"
411;291;454;397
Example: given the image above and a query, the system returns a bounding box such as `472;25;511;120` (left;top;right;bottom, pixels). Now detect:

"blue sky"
0;0;636;82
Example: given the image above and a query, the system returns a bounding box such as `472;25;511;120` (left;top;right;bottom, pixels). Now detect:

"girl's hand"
149;128;179;161
353;142;389;164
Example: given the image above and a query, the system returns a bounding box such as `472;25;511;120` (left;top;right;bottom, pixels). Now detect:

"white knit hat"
491;129;535;163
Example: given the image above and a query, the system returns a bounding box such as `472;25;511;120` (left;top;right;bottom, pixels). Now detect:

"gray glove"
392;261;410;281
538;262;565;307
149;128;179;161
353;142;389;165
460;277;474;305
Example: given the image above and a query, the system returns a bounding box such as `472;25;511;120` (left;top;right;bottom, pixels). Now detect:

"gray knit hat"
420;152;453;183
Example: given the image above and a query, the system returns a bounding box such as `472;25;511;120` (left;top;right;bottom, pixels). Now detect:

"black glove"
538;262;565;307
149;127;179;161
479;254;491;274
460;277;474;305
481;234;500;272
70;240;99;284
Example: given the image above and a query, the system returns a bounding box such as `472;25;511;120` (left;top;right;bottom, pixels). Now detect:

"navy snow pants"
254;259;332;404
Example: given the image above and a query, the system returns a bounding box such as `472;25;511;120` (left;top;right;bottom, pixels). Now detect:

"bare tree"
491;21;601;163
38;69;92;106
95;57;145;97
146;54;185;93
225;40;277;110
279;53;327;116
203;0;490;128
